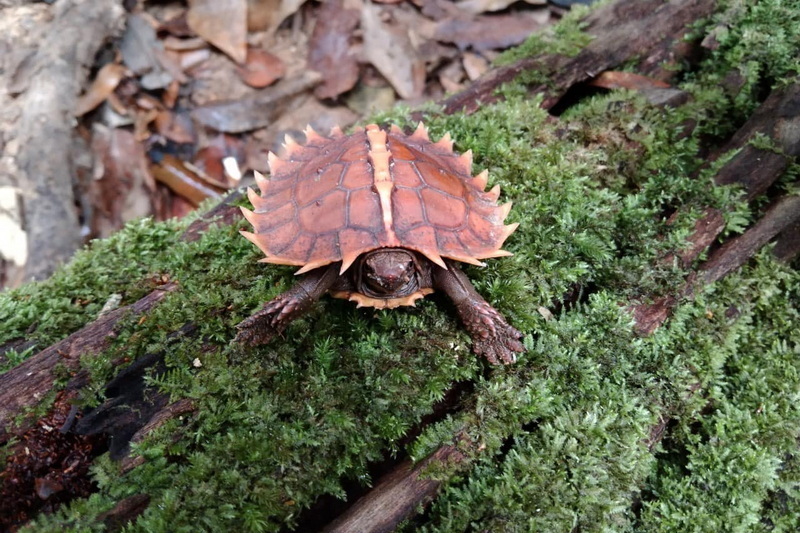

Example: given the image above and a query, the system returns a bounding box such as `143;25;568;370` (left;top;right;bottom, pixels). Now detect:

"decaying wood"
119;398;197;474
631;195;800;337
630;79;800;336
97;494;151;533
699;195;800;286
773;221;800;263
712;79;800;200
322;444;466;533
441;0;716;114
0;283;177;442
180;189;245;242
0;0;125;287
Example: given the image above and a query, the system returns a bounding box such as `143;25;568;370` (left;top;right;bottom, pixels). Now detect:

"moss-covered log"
2;0;800;532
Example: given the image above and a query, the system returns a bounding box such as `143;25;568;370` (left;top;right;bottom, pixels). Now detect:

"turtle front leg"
433;261;524;364
235;263;340;346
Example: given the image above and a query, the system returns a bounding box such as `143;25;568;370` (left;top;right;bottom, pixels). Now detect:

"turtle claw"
235;289;313;347
457;300;524;365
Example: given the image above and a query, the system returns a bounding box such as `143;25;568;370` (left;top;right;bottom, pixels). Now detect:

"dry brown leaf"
434;10;549;51
193;145;228;186
588;71;672;91
438;59;465;93
193;134;246;187
163;80;181;109
236;48;287;88
75;63;129;117
187;0;248;64
120;14;163;74
162;36;208;51
154;111;196;144
191;71;321;132
308;0;360;100
89;125;154;237
462;51;489;80
134;108;160;141
456;0;546;14
247;0;308;33
361;3;425;99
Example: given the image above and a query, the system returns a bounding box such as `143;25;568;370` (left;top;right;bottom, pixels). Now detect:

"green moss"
6;0;800;531
0;218;182;353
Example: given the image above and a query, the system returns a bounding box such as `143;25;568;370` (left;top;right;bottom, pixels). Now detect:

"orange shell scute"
243;123;518;272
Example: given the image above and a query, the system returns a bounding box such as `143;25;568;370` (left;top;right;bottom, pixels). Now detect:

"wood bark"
322;444;466;533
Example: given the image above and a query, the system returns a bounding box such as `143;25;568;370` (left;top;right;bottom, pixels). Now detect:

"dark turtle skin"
235;123;524;364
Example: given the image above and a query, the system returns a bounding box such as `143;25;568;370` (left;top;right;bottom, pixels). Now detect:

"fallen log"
441;0;716;114
0;282;178;442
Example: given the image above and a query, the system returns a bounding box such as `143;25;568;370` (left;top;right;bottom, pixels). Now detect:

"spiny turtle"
235;123;524;364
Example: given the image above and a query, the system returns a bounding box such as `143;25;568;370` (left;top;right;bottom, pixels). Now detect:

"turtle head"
361;249;418;297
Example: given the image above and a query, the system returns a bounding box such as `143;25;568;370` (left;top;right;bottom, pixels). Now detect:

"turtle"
235;123;524;364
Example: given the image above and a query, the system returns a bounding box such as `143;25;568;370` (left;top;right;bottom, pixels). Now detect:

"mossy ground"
2;0;799;531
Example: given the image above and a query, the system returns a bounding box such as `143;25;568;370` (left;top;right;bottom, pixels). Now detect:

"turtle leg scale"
433;261;524;364
235;263;340;346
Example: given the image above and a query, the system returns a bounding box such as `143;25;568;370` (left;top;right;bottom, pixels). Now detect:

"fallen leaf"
193;145;228;186
462;51;489;80
361;3;425;99
90;125;154;237
187;0;248;64
195;134;246;187
438;59;465;93
155;110;196;144
134;108;160;141
236;48;287;88
247;0;280;31
308;0;360;99
75;63;129;116
434;10;549;51
191;71;321;132
120;14;163;74
588;71;672;91
34;478;63;500
157;12;195;38
163;80;181;108
456;0;546;14
162;36;208;51
247;0;308;33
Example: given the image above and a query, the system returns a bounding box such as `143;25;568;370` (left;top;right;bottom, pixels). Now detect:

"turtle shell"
240;123;518;274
